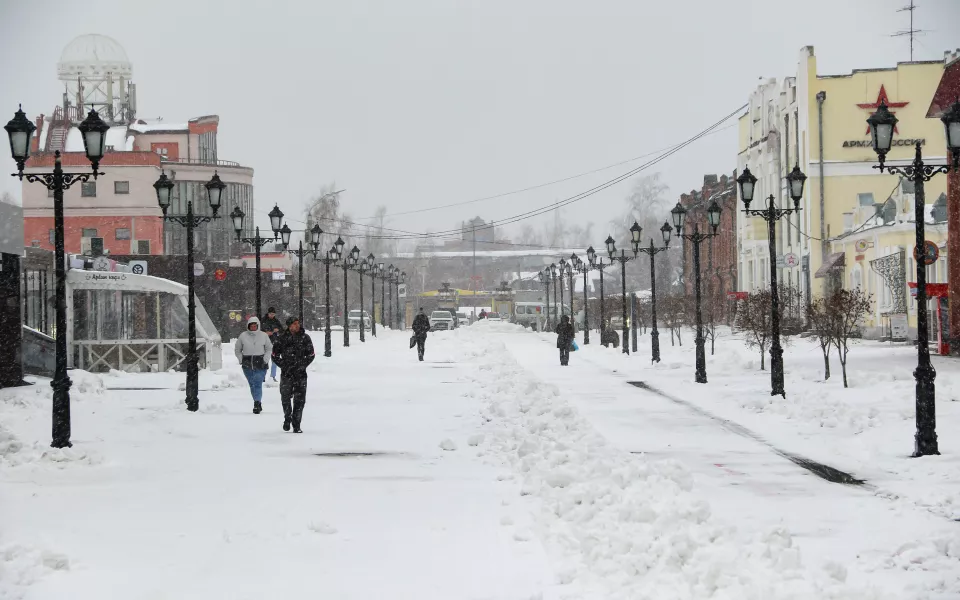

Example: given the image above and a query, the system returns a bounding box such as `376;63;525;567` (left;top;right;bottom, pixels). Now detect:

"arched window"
932;193;947;223
882;197;897;224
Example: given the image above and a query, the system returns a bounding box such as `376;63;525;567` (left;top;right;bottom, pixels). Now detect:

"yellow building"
737;46;950;338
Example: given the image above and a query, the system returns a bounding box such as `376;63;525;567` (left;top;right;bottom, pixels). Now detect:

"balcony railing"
160;157;244;168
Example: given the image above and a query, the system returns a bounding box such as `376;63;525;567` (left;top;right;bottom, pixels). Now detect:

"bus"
514;302;569;329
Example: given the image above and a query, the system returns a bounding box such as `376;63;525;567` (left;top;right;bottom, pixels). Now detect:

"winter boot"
293;425;303;433
283;416;291;431
253;401;262;414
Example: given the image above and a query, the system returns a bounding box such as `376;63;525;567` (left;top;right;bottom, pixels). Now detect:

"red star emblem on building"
857;85;908;134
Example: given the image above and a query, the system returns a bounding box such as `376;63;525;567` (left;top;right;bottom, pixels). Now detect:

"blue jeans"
243;368;267;402
270;361;278;379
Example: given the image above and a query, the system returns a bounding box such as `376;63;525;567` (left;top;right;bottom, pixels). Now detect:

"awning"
814;252;846;278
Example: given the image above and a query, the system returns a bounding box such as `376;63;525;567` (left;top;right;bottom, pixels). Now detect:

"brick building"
679;173;739;301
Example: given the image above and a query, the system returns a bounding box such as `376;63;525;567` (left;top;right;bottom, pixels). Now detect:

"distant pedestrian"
261;307;283;382
412;308;431;362
271;316;316;433
236;316;273;413
478;309;487;320
555;315;575;366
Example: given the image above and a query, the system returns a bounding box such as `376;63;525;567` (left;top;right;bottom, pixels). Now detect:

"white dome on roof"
58;34;132;80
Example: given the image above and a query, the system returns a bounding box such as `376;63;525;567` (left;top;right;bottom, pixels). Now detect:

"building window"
82;228;98;238
48;229;55;244
114;181;130;194
857;192;875;207
81;182;96;197
115;228;131;240
136;240;150;254
932;193;947;223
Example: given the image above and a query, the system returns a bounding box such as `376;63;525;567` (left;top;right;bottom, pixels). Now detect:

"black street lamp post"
155;170;225;412
538;270;550;331
605;228;640;356
386;264;394;329
367;254;378;338
281;223;323;324
231;204;285;318
341;244;359;347
316;243;341;357
634;222;674;363
737;164;807;397
567;254;577;329
550;263;560;327
587;247;608;347
377;262;387;329
395;269;406;330
867;99;960;457
574;255;590;344
558;259;568;327
672;200;722;383
348;247;367;343
6;106;110;447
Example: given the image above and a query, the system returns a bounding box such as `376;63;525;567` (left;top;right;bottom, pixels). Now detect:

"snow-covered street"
3;323;960;599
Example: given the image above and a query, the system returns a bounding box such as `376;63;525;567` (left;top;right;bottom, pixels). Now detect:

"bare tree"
660;293;686;347
806;295;833;381
735;290;772;369
826;288;872;388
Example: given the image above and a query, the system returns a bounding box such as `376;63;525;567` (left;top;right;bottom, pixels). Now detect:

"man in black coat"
412;308;431;362
555;315;575;366
271;316;316;433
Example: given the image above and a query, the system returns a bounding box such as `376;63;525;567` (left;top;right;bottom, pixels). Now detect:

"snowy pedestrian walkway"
0;330;553;600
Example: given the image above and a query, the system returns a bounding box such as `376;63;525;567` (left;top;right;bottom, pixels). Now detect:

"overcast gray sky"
2;0;958;244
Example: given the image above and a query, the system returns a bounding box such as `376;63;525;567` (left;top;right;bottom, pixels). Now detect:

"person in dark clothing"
271;316;316;433
412;308;431;361
478;309;487;320
555;315;575;366
261;307;284;381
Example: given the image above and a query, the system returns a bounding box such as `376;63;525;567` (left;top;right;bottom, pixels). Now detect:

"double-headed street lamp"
566;255;577;328
230;204;285;318
672;200;722;383
347;247;369;343
343;245;360;346
558;259;569;328
867;98;960;457
316;243;341;357
573;254;590;345
604;223;642;355
281;223;322;325
394;268;406;329
154;170;225;412
6;106;110;448
538;269;551;330
550;263;560;326
586;246;609;347
736;164;807;397
366;254;378;338
385;264;395;329
633;221;674;363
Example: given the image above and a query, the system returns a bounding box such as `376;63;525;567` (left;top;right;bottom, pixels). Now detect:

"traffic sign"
193;262;205;277
214;268;227;282
914;240;939;266
782;252;799;268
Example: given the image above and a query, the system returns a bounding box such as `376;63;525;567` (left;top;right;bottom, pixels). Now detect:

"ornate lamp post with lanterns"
230;204;285;318
6;105;110;447
736;164;807;397
316;243;341;357
154;170;225;412
671;200;722;383
280;223;322;325
633;221;674;363
866;99;960;457
605;223;642;355
586;246;608;347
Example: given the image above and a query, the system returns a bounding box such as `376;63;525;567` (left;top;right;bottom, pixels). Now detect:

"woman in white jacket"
235;316;273;414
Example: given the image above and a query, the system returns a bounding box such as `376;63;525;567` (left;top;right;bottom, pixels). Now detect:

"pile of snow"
0;541;70;596
454;328;887;599
0;422;102;469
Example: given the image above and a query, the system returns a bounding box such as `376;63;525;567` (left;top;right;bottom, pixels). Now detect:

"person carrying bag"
235;316;273;414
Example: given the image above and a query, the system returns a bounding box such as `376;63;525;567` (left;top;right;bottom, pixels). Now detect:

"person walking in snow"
235;316;273;414
412;307;431;362
261;307;283;382
271;316;316;433
478;309;487;320
555;315;575;366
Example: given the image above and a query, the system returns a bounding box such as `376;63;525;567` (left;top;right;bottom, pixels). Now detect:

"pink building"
21;34;255;260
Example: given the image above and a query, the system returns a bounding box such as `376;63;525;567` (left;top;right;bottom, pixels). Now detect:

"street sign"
92;256;111;272
272;271;285;281
129;260;147;276
782;252;799;268
398;284;407;298
891;314;908;339
854;239;870;253
913;240;939;266
726;291;749;300
193;262;205;277
214;268;227;282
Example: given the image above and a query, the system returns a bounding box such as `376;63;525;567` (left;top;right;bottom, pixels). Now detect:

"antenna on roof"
891;0;926;62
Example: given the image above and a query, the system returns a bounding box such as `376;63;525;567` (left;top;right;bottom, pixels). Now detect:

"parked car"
456;311;468;325
437;307;460;328
429;310;456;331
347;309;372;331
486;312;503;322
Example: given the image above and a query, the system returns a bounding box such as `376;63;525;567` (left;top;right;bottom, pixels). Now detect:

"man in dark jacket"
412;308;431;362
271;316;316;433
555;315;575;366
261;307;284;381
